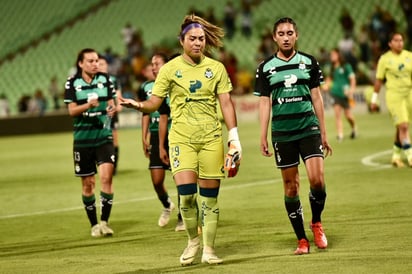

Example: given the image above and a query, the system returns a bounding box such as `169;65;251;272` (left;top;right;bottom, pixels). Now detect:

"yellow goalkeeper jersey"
152;55;232;144
376;50;412;95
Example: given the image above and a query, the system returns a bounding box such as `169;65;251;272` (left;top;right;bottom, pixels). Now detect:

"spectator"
256;29;274;62
223;1;237;39
17;95;31;114
338;33;358;72
235;66;254;95
121;22;135;46
219;48;238;90
48;76;61;110
205;6;218;25
399;0;412;48
358;24;371;64
240;0;253;38
339;7;355;37
0;94;10;118
28;89;47;116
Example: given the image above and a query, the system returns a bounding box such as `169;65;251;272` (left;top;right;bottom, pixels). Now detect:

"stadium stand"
0;0;406;115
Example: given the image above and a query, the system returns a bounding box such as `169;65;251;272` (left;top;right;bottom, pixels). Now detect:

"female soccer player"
98;55;122;174
324;48;357;141
137;53;184;231
64;48;116;237
120;15;241;265
255;17;332;255
371;32;412;167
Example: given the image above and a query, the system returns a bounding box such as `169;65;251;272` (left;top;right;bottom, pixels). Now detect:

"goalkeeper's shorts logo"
173;157;180;168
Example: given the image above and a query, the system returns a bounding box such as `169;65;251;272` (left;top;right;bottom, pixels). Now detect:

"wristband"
371;92;378;104
228;127;239;142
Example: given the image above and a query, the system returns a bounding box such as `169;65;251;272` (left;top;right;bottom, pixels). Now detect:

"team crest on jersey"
299;62;306;70
175;70;182;78
204;68;213;79
97;82;104;89
173;157;180;168
75;85;82;91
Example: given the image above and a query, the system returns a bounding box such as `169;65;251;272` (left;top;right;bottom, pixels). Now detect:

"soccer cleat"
175;219;185;232
310;222;327;249
180;237;200;266
201;252;223;264
408;158;412;168
158;202;175;227
350;130;357;139
91;224;101;237
391;157;405;168
405;149;412;167
294;238;310;255
100;221;114;236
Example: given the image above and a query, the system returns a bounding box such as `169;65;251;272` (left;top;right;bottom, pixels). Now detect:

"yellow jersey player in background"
120;14;241;266
372;32;412;167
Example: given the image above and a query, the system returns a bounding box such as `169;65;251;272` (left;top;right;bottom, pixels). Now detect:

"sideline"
361;149;392;169
0;179;282;220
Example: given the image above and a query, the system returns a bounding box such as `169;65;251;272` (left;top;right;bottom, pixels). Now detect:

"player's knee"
309;179;325;191
82;176;95;194
199;187;219;198
178;183;197;208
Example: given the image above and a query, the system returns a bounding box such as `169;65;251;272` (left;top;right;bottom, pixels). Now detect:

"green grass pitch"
0;111;411;273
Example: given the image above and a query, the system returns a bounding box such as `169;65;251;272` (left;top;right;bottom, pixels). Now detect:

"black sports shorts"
272;134;324;168
149;131;170;170
73;142;115;176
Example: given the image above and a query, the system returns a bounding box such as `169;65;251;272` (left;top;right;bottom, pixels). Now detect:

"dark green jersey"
137;80;171;132
329;63;354;98
109;75;120;91
64;72;116;148
254;51;323;142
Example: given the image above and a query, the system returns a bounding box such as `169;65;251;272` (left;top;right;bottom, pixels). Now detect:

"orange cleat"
294;238;310;255
310;222;328;249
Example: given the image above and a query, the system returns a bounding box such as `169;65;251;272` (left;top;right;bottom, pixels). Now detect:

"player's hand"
143;141;150;158
225;127;242;177
119;98;141;110
370;103;379;112
224;146;241;177
323;141;332;157
159;147;170;166
86;92;99;108
260;140;273;157
106;105;116;117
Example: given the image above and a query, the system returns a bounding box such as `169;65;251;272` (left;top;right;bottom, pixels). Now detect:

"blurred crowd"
1;0;411;118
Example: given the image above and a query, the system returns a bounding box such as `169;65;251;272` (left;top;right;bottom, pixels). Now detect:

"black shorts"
149;132;170;170
73;142;115;176
331;95;350;109
272;134;324;168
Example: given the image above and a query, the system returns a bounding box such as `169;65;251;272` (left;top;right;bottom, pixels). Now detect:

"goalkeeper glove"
224;127;242;177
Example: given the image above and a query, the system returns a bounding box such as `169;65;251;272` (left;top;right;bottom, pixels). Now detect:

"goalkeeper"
120;14;241;265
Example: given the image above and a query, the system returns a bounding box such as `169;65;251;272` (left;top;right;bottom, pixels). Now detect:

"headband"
180;23;203;39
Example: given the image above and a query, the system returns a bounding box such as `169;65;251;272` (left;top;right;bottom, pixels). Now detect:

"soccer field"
0;111;411;273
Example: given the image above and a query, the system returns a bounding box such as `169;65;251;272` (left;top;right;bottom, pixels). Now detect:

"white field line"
360;149;392;169
0;179;282;220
